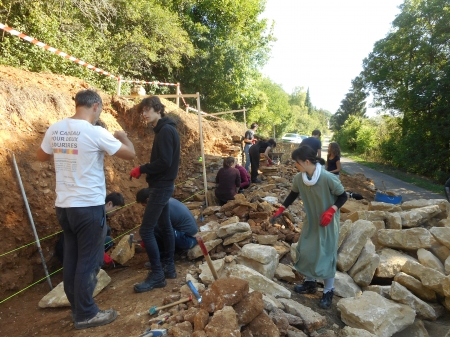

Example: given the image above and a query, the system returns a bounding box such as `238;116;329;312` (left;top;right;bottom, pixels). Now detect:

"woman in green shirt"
271;145;347;309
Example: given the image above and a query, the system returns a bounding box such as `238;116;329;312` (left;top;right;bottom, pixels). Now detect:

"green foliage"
360;0;450;182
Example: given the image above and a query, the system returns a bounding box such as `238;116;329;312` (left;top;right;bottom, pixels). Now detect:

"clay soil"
2;66;446;337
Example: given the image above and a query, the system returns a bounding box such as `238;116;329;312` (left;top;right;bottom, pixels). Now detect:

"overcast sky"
261;0;404;114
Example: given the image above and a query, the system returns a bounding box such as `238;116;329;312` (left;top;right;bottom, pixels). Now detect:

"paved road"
321;137;443;201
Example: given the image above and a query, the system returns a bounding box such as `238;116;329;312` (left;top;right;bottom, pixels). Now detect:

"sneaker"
319;289;334;309
163;264;177;279
294;280;318;294
134;272;166;293
74;309;117;330
252;179;262;183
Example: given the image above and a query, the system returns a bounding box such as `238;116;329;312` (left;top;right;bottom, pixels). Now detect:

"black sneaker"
294;281;318;294
252;179;262;183
134;272;166;293
319;290;334;309
163;263;177;279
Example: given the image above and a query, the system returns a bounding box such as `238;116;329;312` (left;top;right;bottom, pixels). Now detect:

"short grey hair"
75;90;102;108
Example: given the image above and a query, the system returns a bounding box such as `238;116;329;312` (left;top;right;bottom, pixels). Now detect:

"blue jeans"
244;143;251;172
140;185;175;274
155;228;197;251
56;205;105;322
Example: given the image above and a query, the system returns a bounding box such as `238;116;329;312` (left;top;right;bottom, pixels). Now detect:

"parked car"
281;133;305;144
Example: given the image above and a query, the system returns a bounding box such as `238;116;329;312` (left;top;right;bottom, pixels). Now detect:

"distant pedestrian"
249;138;276;183
243;123;258;172
215;157;241;205
129;96;180;293
326;142;341;177
300;130;322;158
270;145;347;309
37;89;135;329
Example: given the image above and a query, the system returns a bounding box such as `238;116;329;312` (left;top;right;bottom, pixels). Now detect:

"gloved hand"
130;166;141;180
320;206;336;226
251;139;257;145
103;253;114;265
268;158;273;166
270;206;285;225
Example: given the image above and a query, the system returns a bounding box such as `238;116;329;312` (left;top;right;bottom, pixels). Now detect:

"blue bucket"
374;191;402;204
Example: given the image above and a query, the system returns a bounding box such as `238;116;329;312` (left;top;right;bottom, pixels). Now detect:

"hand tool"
138;328;167;337
186;280;202;304
140;295;193;316
196;236;219;280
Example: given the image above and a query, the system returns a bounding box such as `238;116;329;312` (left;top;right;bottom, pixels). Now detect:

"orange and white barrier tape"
120;80;178;86
0;23;118;79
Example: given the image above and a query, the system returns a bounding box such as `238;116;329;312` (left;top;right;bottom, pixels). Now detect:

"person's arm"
113;131;135;160
235;170;241;188
282;191;300;208
333;160;341;173
263;146;272;160
317;148;322;158
240;169;250;188
37;147;52;162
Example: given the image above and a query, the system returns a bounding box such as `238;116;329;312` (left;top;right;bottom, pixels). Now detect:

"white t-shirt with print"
40;118;122;207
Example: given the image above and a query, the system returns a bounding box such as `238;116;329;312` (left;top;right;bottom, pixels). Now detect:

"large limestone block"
391;319;430;337
204;306;240;337
291;242;298;263
278;298;327;334
242;312;280;337
203;206;221;216
369;202;402;212
347;210;387;222
235;255;279;279
275;263;296;282
445;256;450;275
397;205;442;228
442;275;450;297
223;230;252;245
375;248;418;278
386;213;402;229
257;234;278;245
394;272;437;302
337;291;416;337
338;326;376;337
341;199;369;213
390;282;437;320
217;222;251;238
401;199;449;218
233;291;264;325
377;228;432;250
110;235;135;265
401;260;446;296
199;259;225;285
220;216;240;226
200;221;220;232
348;240;380;287
188;239;223;259
271;241;291;259
338;220;353;249
429;227;450;249
362;285;391;299
429;237;450;263
238;243;278;265
39;269;110;308
334;271;362;298
337;220;377;272
225;264;291;298
417;248;445;273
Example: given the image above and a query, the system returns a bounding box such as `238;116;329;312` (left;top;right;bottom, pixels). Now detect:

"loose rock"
375;248;417;278
377;228;432;250
334;271;362;298
393;272;437;302
278;298;327;333
417;248;445;274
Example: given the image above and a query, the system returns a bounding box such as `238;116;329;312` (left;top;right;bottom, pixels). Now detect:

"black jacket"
140;117;180;188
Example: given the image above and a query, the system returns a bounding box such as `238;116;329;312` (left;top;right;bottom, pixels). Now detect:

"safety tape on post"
0;23;118;79
121;80;179;86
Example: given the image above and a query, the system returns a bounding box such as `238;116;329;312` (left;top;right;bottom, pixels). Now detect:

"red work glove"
270;206;285;225
268;159;273;166
130;166;141;180
251;139;256;145
103;253;113;265
320;206;336;226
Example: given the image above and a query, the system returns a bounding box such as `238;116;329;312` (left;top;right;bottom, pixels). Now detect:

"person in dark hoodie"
129;96;180;293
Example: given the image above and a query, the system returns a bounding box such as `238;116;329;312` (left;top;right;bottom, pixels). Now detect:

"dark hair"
138;96;165;117
223;156;235;168
95;119;107;129
250;123;258;129
268;139;277;148
312;129;321;137
292;145;321;164
75;90;102;108
328;142;341;158
136;188;150;204
105;192;125;207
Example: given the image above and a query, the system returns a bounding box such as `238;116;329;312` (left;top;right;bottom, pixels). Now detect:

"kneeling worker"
136;188;198;263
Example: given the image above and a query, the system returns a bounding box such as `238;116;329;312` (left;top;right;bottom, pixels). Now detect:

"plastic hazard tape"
0;23;118;79
120;79;178;86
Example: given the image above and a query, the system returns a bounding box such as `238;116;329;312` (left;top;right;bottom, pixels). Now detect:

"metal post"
117;76;122;96
176;83;180;108
243;107;247;129
11;153;53;290
196;93;209;207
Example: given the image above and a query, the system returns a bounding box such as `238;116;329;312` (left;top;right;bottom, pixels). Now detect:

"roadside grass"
342;152;444;196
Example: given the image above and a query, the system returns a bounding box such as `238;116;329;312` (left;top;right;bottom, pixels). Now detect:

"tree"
361;0;450;182
304;87;313;114
330;76;368;131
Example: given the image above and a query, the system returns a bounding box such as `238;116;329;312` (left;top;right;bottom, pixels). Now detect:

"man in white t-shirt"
37;90;135;330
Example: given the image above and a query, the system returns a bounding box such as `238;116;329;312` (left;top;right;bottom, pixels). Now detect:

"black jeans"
140;185;175;274
249;148;261;182
56;205;105;322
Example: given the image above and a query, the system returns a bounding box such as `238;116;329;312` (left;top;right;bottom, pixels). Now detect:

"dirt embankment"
0;65;246;300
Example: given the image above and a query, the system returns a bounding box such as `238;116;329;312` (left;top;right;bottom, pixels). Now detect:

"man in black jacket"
130;96;180;293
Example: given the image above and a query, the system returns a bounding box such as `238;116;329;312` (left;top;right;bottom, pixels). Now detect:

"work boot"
163;261;177;279
319;289;334;309
74;309;117;330
252;178;262;183
134;271;166;293
294;280;318;294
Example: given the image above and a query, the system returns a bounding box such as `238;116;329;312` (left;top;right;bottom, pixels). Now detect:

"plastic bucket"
374;191;402;204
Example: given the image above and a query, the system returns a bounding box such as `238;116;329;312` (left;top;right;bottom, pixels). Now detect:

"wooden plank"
209;109;246;116
120;94;198;99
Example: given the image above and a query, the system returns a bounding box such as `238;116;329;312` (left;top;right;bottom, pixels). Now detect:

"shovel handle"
196;236;219;280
